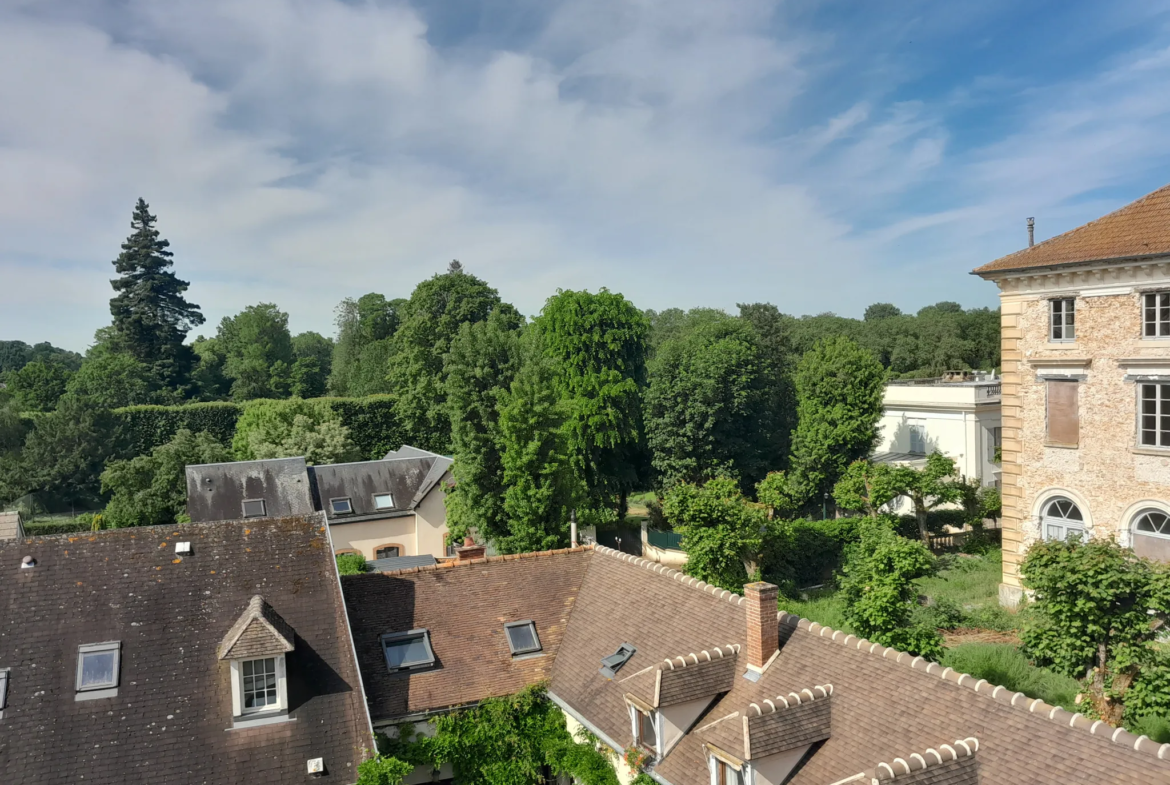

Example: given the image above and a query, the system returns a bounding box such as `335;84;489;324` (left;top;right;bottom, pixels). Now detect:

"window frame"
1049;297;1076;342
0;667;8;713
373;543;403;560
1133;509;1170;541
373;492;395;510
329;497;354;515
637;709;657;754
380;629;436;673
1143;292;1170;339
1041;497;1084;543
908;418;927;455
504;620;543;657
1138;383;1170;449
710;756;743;785
76;641;121;694
241;498;267;518
229;654;288;719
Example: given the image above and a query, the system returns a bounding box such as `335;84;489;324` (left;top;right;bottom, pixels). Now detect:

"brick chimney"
744;581;779;673
455;536;486;562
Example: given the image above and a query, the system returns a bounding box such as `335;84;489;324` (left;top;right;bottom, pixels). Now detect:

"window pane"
386;636;431;668
80;652;116;688
1051;324;1062;340
374;494;394;509
376;546;400;559
507;623;539;653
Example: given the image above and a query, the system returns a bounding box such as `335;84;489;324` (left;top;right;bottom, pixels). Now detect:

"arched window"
1042;497;1084;542
374;544;402;560
1134;510;1170;538
1132;509;1170;563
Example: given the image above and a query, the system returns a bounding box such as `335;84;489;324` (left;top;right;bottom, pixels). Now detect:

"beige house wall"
327;472;453;560
992;260;1170;605
415;471;453;556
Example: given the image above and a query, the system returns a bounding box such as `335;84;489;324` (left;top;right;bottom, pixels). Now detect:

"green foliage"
6;361;72;412
388;269;518;452
864;303;903;321
767;517;865;590
839;520;942;659
646;316;778;491
108;199;204;390
940;643;1080;711
15;395;117;507
832;460;904;517
232;398;359;465
0;340;82;375
216;303;296;401
328;396;403;459
444;313;523;546
736;303;797;469
66;348;158;409
292;331;334;376
1020;537;1170;724
114;402;241;459
789;336;886;504
664;477;770;591
329;293;402;397
101;428;229;528
756;471;801;520
191;336;230;400
835;453;963;544
21;519;96;536
336;553;370;575
355;756;413;785
532;289;649;512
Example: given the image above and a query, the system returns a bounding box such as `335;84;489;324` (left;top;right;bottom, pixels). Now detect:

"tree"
496;346;582;554
531;289;649;514
1020;538;1170;726
388;271;519;451
329;293;402;397
832;460;902;518
756;471;802;520
788;336;885;505
108;198;204;389
66;347;157;409
663;477;770;591
0;340;82;375
336;553;371;576
443;312;523;545
646;317;774;492
864;303;903;321
233;399;358;465
355;756;412;785
737;302;798;468
101;429;229;528
16;395;116;508
292;331;334;377
216;303;295;400
832;453;962;544
5;360;71;412
839;520;942;659
191;336;230;400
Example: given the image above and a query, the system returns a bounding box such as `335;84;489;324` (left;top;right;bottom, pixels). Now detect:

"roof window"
242;499;267;518
0;668;8;712
600;643;637;679
381;629;436;672
504;621;542;657
76;641;120;700
330;497;354;515
373;493;395;510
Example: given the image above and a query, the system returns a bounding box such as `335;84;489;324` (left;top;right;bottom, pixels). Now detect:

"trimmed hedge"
113;395;408;462
23;520;93;536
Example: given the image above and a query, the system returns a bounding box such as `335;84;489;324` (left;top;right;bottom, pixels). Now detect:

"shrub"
113;402;241;459
22;519;93;536
336;553;369;575
941;643;1079;710
765;517;864;591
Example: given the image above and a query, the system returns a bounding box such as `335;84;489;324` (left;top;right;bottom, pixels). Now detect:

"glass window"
0;668;8;711
1042;497;1084;542
1139;383;1170;448
241;499;266;518
373;493;395;510
381;630;435;671
1050;298;1075;341
330;498;353;515
241;657;278;712
639;710;656;753
76;642;120;691
504;621;542;656
1134;510;1170;539
375;545;400;559
1144;293;1170;338
714;759;742;785
909;419;927;455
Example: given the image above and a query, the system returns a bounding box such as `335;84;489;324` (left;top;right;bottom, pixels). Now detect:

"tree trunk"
914;497;930;546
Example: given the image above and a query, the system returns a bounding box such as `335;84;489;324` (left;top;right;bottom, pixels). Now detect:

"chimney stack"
570;509;578;548
744;581;779;674
455;536;486;562
1027;217;1035;247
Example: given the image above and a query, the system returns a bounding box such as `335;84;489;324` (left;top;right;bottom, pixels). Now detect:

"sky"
4;0;1170;351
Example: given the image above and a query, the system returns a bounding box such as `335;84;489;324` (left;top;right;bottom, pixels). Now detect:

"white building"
874;374;1002;487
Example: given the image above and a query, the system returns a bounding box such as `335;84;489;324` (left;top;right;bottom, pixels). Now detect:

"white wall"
752;744;812;785
659;696;713;753
877;406;1001;485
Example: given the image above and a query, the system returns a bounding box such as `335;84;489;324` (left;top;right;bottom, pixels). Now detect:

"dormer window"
241;657;283;714
76;641;120;700
711;757;743;785
504;621;542;657
242;498;266;518
373;493;394;510
381;629;436;672
637;709;657;754
218;595;296;727
330;497;354;515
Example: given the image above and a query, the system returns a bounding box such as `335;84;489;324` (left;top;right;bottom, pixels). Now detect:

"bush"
330;395;403;459
22;519;93;536
940;643;1080;710
113;402;241;459
336;553;369;575
766;517;864;591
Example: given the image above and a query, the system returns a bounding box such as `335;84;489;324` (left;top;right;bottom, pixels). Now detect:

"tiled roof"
216;595;296;660
973;183;1170;275
0;515;374;784
340;547;593;722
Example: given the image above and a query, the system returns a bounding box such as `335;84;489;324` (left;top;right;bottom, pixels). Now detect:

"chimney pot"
744;581;779;672
455;538;486;562
1027;217;1035;247
20;555;36;569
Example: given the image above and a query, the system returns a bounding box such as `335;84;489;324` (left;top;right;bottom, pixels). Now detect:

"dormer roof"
699;685;833;761
217;595;296;660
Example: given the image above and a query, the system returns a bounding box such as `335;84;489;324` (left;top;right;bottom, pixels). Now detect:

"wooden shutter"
1046;381;1079;446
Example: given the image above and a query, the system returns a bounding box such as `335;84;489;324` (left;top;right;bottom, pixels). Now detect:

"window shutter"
1046;381;1079;446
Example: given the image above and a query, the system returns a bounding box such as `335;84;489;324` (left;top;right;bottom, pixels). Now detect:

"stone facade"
991;260;1170;605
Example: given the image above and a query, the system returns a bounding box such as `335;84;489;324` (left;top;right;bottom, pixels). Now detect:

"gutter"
547;691;676;785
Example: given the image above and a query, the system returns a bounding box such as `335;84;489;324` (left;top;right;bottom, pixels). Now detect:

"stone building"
974;184;1170;606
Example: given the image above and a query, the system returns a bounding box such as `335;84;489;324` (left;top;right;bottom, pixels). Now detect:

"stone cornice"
991;258;1170;296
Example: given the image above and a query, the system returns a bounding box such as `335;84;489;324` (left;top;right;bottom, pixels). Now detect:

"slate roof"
185;456;315;522
974;182;1170;275
366;554;438;573
0;515;374;784
308;451;451;524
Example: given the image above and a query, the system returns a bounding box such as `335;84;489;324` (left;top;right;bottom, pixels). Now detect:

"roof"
974;183;1170;275
216;594;297;660
340;548;592;722
870;451;930;467
0;511;23;541
0;514;374;784
366;554;438;573
308;453;451;523
184;456;314;522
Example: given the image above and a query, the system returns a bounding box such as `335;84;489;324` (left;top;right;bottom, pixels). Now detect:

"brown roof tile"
973;183;1170;275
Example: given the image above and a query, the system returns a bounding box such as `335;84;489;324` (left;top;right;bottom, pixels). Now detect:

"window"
1050;298;1075;341
373;493;395;510
241;498;266;518
1042;497;1084;542
1135;510;1170;538
0;668;8;712
1144;293;1170;338
908;419;927;455
987;426;1003;463
1132;509;1170;562
375;545;401;560
330;497;353;515
1046;380;1079;446
600;643;637;679
381;629;436;672
713;758;742;785
638;710;657;753
76;642;120;694
1139;383;1170;448
241;657;279;712
504;621;542;656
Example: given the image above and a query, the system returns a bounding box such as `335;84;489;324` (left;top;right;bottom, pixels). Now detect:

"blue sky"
3;0;1170;350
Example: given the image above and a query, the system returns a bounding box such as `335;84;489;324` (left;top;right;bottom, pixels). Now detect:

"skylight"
330;497;354;515
504;621;542;656
76;642;120;696
373;493;394;510
381;629;436;672
241;499;267;518
0;668;8;711
600;643;637;679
